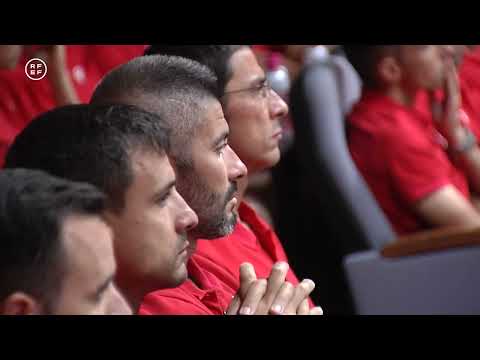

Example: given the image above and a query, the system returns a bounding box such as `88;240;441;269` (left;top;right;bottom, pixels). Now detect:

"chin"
171;266;189;287
247;149;281;173
262;150;282;170
270;150;282;166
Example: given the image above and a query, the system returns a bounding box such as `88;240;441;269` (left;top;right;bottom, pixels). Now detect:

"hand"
45;45;67;69
224;263;266;315
430;58;466;147
279;279;318;315
296;299;324;315
225;262;320;315
225;262;274;315
29;45;67;69
31;45;79;105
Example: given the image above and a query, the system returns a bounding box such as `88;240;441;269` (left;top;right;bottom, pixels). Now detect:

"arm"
413;185;480;229
38;45;79;106
449;133;480;195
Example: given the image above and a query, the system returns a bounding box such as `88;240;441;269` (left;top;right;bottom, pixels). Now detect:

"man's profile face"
54;214;132;315
396;45;447;91
105;150;199;293
174;98;247;239
223;47;289;173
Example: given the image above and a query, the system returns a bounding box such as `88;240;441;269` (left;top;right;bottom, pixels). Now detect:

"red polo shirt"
461;46;480;89
0;45;145;167
139;256;234;315
139;202;312;314
348;90;470;235
194;201;304;289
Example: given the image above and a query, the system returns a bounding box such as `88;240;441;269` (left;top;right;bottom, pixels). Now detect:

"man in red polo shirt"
140;46;316;311
90;54;322;315
345;45;480;235
0;45;145;167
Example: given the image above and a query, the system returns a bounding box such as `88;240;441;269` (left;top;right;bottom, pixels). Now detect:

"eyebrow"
212;130;229;149
249;75;267;87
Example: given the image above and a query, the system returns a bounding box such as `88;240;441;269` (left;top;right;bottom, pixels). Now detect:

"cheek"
86;304;107;315
147;211;182;263
421;58;443;80
194;156;229;189
53;286;92;315
229;110;268;149
228;100;271;134
114;213;175;268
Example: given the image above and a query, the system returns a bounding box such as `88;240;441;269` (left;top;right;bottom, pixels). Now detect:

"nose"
175;190;199;233
269;89;289;120
108;284;133;315
225;145;248;181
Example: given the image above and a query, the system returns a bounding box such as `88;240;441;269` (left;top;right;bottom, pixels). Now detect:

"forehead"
129;149;175;189
227;47;265;87
195;99;228;145
61;214;116;278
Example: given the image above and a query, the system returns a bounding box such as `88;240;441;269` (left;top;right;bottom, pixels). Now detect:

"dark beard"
177;170;238;239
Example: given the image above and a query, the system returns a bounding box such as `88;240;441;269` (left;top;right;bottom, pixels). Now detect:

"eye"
156;189;172;206
216;141;228;156
258;80;270;97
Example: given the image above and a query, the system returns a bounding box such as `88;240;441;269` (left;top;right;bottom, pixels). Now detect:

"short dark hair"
90;54;220;166
144;45;246;94
343;45;399;89
5;104;170;211
0;168;106;310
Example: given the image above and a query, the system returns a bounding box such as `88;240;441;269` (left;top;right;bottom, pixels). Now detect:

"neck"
116;278;146;314
384;85;417;107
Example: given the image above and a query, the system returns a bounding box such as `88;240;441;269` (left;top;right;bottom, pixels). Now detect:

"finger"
238;279;268;315
444;59;460;114
269;281;295;315
239;262;257;299
309;306;324;315
225;294;242;315
284;279;316;315
297;299;310;315
263;262;289;306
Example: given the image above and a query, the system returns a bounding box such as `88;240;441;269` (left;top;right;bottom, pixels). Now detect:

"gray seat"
290;55;480;315
291;55;394;252
345;247;480;314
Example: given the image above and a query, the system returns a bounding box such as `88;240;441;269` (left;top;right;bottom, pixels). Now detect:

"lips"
186;240;197;255
179;239;197;258
272;128;283;139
